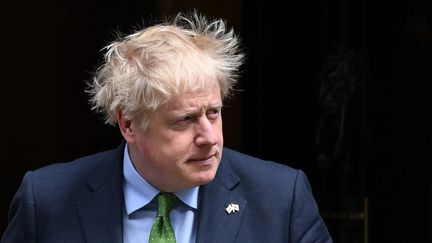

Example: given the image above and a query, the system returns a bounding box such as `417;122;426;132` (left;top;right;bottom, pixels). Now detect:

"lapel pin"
225;203;240;214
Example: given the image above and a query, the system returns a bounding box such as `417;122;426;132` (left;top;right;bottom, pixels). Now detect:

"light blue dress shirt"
122;145;199;243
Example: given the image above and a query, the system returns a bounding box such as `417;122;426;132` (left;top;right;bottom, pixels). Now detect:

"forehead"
165;78;221;104
164;86;222;111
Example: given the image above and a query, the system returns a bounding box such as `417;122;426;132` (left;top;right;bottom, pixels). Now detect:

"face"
125;83;224;192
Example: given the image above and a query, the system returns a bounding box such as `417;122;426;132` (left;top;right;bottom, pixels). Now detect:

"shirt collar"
122;144;199;215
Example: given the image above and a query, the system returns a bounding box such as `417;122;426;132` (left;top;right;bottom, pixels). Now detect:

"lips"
189;155;214;161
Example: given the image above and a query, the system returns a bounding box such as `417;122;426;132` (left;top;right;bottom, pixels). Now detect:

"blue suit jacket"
1;143;333;243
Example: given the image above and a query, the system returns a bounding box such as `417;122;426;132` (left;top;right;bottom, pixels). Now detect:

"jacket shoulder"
31;145;123;178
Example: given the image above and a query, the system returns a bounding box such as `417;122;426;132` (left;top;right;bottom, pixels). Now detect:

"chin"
193;171;217;186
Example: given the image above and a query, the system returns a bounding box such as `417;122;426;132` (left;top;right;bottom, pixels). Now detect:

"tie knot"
156;192;177;217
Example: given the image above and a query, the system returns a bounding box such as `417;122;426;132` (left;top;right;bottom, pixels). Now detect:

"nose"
194;117;218;146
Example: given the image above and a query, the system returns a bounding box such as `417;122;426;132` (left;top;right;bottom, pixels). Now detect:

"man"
1;11;333;243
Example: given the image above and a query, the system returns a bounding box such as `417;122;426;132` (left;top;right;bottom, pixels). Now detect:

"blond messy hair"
87;10;244;130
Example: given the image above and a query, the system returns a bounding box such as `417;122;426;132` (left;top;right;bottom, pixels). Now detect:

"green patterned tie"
149;192;177;243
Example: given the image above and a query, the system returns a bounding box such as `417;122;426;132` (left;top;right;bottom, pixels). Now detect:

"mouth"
187;154;216;163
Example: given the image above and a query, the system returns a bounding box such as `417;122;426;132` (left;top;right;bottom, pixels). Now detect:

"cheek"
135;139;154;159
215;122;224;143
153;134;194;157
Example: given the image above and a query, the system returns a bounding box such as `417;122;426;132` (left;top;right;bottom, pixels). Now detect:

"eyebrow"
170;102;223;116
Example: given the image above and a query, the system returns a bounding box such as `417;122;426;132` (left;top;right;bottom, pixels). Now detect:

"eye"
171;115;195;130
206;108;220;120
183;115;193;121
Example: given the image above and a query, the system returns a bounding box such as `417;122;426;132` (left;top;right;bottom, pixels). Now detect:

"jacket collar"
75;142;125;243
196;151;247;243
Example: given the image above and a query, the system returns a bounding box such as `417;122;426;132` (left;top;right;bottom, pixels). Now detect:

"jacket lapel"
196;156;247;243
76;145;124;243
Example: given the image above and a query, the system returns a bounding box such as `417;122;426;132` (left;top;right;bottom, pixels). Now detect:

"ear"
116;109;135;143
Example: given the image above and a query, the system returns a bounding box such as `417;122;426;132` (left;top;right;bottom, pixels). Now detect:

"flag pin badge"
225;203;239;214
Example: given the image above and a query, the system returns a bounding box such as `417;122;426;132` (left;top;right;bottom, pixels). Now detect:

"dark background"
1;0;431;242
